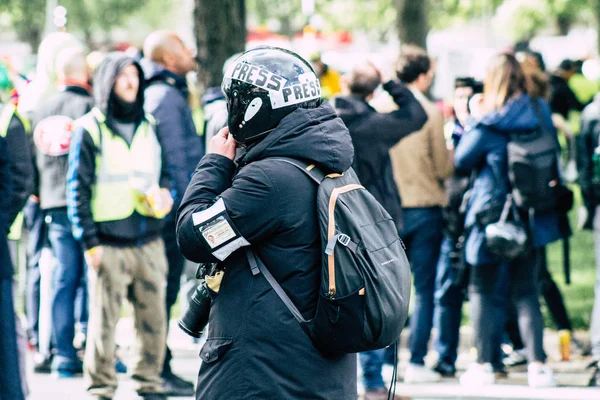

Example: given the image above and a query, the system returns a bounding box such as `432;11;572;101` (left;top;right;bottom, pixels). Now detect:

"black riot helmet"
221;46;322;144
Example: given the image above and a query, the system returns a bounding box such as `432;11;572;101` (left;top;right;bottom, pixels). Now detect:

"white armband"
192;198;250;261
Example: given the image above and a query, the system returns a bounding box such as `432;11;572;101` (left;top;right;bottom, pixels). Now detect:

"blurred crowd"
1;28;600;400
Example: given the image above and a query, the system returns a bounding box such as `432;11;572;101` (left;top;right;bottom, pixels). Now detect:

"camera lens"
178;282;212;338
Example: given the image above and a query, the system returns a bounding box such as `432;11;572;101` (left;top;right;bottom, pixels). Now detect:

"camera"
178;263;218;338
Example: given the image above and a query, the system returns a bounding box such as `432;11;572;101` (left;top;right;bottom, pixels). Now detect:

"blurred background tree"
194;0;246;87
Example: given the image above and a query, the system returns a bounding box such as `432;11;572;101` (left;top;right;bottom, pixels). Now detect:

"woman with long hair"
454;53;562;387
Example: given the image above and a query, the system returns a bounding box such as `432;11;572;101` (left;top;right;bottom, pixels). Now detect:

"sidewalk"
26;320;599;400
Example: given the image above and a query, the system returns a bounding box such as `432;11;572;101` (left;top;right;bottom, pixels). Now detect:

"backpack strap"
245;248;308;325
269;157;326;184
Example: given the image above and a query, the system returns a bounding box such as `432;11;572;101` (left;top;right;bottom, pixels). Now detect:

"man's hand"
209;127;237;161
146;186;174;218
85;246;104;272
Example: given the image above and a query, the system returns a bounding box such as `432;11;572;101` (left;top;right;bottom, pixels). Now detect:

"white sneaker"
404;363;442;383
528;363;557;388
460;363;496;386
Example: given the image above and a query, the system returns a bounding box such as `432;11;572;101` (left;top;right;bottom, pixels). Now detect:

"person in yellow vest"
66;53;173;400
309;52;342;98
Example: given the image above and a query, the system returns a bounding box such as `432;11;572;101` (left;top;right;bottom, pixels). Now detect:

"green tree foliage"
0;0;46;50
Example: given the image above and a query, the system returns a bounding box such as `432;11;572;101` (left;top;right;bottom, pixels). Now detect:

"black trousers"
506;247;571;352
470;249;546;365
161;219;186;376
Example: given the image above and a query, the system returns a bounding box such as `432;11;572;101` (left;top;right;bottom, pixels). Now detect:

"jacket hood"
139;58;188;90
240;102;354;173
477;94;544;133
93;52;145;117
332;96;374;128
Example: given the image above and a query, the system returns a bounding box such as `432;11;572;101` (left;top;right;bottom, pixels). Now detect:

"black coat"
549;74;585;119
177;103;357;400
577;97;600;227
0;131;13;279
141;59;205;216
333;81;427;230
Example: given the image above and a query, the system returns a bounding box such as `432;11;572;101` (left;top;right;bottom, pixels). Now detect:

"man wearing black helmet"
176;47;356;399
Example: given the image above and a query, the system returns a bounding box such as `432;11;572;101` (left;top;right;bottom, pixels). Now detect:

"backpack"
245;158;412;355
507;101;562;213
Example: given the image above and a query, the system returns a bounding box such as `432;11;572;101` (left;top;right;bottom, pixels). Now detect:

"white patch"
244;98;262;122
191;198;250;260
33;115;74;156
225;61;320;110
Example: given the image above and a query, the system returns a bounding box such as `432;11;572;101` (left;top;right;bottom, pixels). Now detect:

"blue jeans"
359;349;386;390
24;199;46;346
47;209;87;364
401;207;443;365
433;237;465;366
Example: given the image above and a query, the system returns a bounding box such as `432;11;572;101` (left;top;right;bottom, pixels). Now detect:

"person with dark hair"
390;46;453;383
433;77;483;378
455;53;560;388
549;59;585;119
333;62;427;399
577;91;600;386
67;52;173;400
570;60;600;106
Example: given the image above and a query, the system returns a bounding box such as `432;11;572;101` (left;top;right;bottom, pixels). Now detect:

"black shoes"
137;394;167;400
33;353;53;374
433;361;457;378
588;360;600;387
162;371;195;397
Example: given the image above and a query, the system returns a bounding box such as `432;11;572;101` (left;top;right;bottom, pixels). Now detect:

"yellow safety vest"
76;107;163;222
0;103;26;240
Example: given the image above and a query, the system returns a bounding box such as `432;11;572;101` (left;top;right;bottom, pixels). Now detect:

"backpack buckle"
338;234;351;247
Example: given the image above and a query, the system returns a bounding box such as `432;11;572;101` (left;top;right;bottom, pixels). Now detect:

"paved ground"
26;320;600;400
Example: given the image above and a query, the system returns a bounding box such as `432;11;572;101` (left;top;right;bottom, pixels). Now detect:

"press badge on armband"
192;198;250;261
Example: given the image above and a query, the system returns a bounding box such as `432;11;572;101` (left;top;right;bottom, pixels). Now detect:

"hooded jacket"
141;59;204;215
0;131;13;279
0;105;33;227
333;81;427;230
454;95;563;266
67;53;170;250
577;95;600;227
177;102;357;400
31;85;93;210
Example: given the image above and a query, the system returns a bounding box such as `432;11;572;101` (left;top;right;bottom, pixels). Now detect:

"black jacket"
177;102;357;399
577;97;600;227
333;81;427;230
549;74;585;119
0;105;33;228
0;130;13;279
67;53;170;250
31;86;93;210
141;59;204;217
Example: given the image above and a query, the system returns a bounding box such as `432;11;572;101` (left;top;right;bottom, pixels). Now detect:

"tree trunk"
556;13;572;36
594;0;600;55
194;0;246;88
395;0;428;49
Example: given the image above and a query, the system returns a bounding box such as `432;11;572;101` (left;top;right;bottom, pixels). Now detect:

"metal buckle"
337;234;351;247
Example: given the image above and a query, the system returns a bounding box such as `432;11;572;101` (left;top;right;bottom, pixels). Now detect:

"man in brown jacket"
388;46;453;383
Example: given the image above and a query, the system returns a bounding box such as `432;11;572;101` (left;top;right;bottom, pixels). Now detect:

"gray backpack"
246;157;411;355
508;100;562;213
